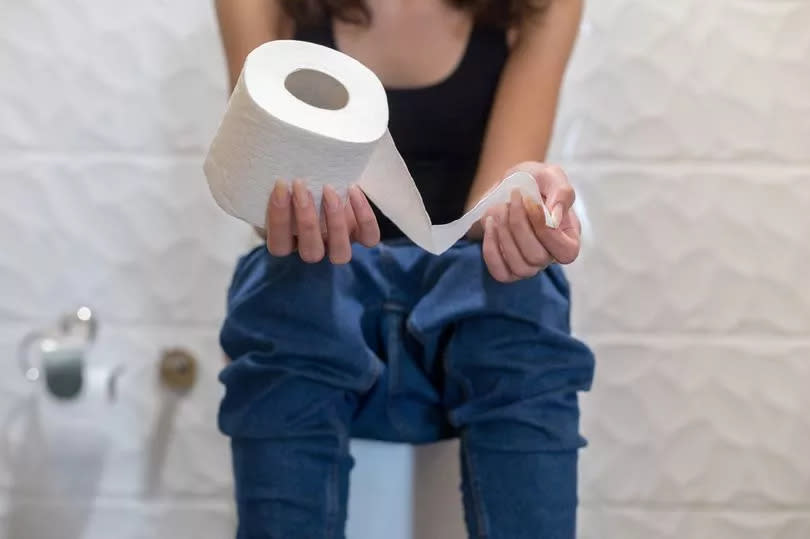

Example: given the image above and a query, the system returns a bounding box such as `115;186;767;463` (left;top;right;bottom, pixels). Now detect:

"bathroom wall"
416;1;810;538
2;1;809;539
0;1;410;538
569;1;810;536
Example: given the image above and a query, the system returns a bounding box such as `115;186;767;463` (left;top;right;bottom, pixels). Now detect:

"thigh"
410;241;595;451
218;245;386;438
445;309;593;452
410;240;576;335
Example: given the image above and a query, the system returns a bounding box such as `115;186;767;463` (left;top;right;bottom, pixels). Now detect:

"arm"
214;0;293;89
466;0;583;211
215;0;290;237
470;1;585;281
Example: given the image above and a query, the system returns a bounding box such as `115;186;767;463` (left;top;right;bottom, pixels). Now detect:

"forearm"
214;0;290;89
215;1;291;238
465;0;583;215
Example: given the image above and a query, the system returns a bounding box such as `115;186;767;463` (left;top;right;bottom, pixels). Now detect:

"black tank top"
294;22;509;241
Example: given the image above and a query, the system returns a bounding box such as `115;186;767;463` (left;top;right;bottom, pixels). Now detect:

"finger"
292;179;325;263
508;189;553;268
524;195;581;264
348;185;380;247
496;205;540;279
323;185;352;264
533;210;581;264
265;180;294;256
567;207;582;237
510;162;575;228
541;165;575;228
319;200;328;239
344;195;359;236
482;216;514;283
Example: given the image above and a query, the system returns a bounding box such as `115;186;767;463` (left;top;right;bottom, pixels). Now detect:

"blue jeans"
218;240;595;539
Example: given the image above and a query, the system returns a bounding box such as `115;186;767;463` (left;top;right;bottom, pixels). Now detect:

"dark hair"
281;0;549;28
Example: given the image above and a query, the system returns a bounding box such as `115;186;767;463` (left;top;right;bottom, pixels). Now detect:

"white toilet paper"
204;39;554;255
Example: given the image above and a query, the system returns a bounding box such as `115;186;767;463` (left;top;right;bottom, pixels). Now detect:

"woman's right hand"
262;180;380;264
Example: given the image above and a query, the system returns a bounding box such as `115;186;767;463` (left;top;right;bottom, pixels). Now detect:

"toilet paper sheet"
204;40;553;255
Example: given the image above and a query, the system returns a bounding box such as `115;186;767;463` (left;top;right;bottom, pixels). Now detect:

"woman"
213;1;594;537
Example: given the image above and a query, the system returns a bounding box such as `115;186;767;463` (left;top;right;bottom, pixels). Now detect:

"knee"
217;315;380;439
219;367;357;440
444;318;594;452
445;316;594;398
459;394;588;453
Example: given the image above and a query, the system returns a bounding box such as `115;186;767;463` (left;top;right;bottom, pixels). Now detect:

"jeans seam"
325;408;343;539
447;343;490;539
325;454;337;539
384;310;421;439
462;440;490;539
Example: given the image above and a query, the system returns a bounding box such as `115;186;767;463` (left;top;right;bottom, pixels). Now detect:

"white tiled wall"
571;1;810;535
2;1;808;539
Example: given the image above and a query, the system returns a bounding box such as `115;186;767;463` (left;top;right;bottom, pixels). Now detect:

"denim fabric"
218;240;595;539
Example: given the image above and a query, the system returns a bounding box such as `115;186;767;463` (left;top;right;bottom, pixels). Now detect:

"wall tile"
549;0;810;163
0;497;235;539
0;158;255;324
579;507;810;539
580;338;810;507
566;165;810;335
0;0;227;153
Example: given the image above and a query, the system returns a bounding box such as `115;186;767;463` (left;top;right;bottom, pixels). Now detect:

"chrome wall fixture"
17;306;122;400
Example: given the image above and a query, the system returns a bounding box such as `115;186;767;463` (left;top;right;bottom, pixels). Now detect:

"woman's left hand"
481;162;582;283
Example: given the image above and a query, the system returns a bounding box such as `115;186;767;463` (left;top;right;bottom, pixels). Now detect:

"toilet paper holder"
17;306;124;400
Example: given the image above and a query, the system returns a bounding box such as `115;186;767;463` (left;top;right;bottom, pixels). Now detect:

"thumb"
509;162;575;228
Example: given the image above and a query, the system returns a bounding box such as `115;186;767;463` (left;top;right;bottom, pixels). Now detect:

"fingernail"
271;181;290;208
550;204;563;229
323;185;340;212
293;180;310;208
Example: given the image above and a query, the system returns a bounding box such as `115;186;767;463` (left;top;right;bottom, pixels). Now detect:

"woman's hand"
263;180;380;264
481;162;582;283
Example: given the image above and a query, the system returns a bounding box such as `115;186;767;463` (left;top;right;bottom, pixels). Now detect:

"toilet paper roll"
37;366;113;427
32;362;115;496
204;40;554;255
35;359;116;457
